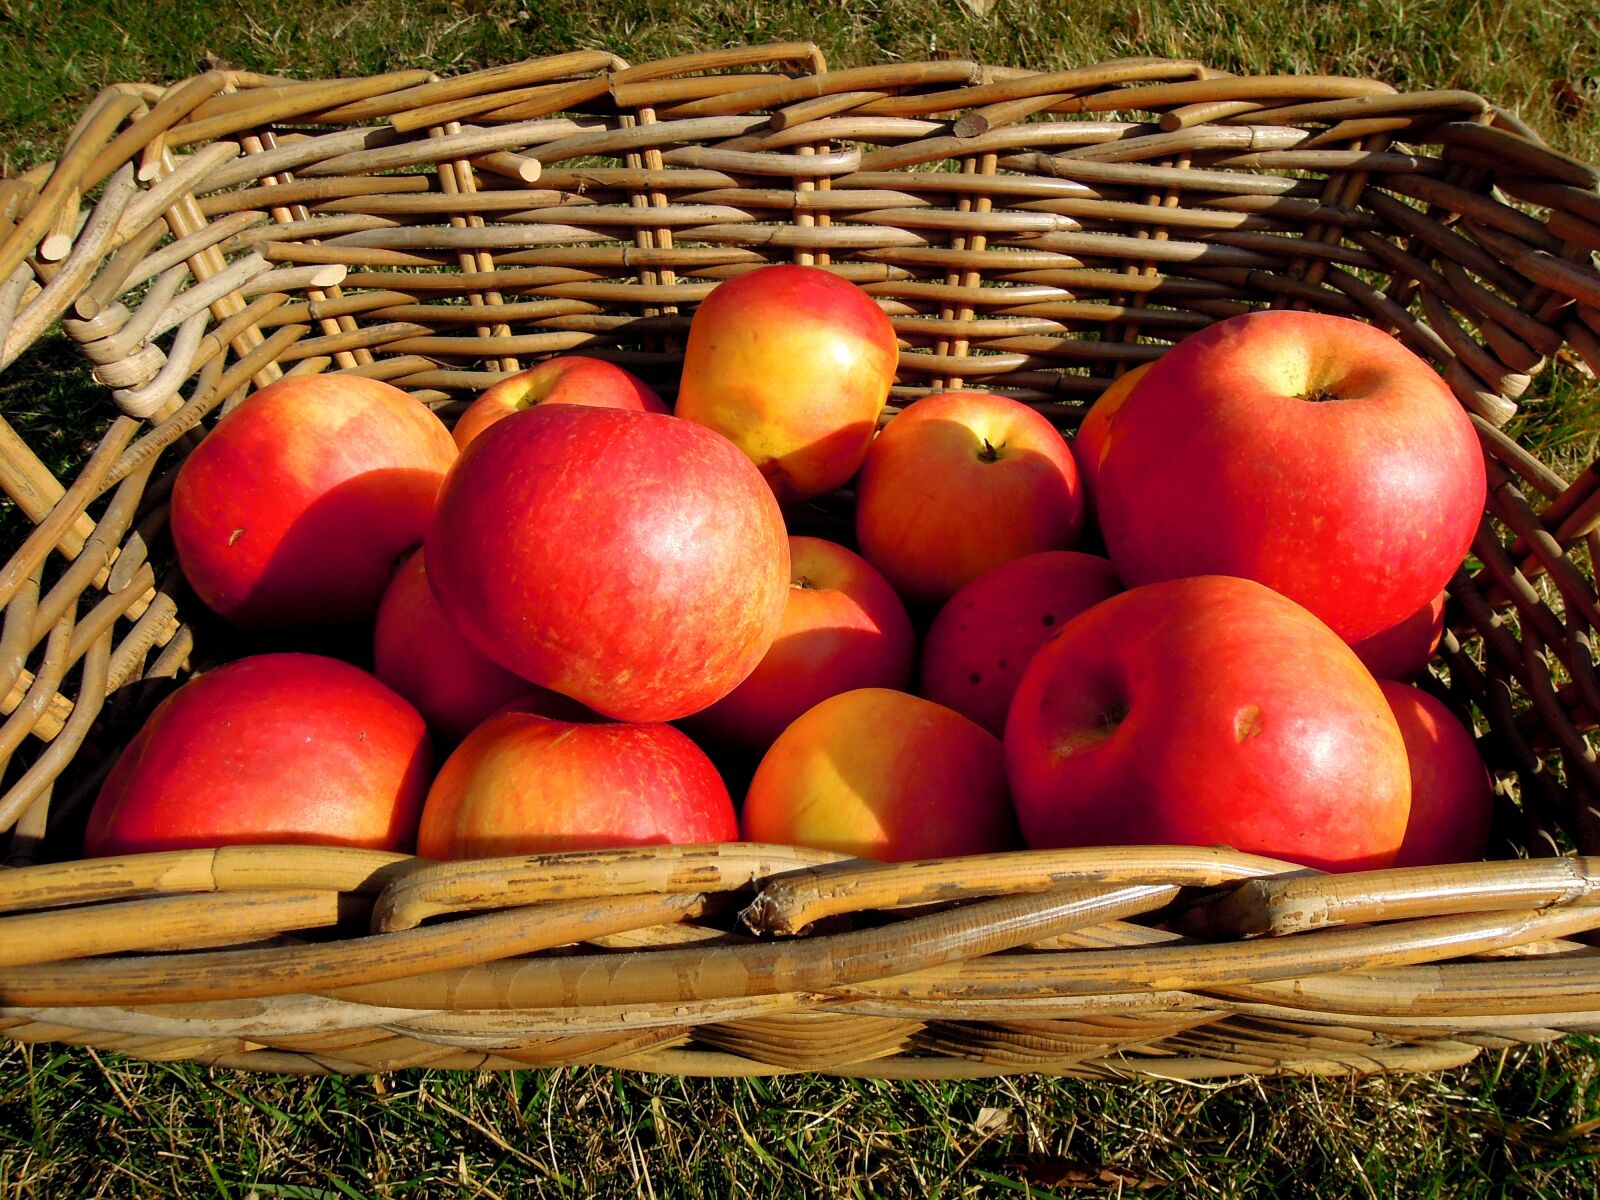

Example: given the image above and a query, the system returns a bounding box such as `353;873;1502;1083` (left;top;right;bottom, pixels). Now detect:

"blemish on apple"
1234;705;1265;742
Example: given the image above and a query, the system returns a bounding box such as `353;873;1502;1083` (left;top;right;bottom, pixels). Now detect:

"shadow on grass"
0;331;119;555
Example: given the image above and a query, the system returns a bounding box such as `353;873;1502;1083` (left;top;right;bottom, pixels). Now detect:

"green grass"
3;2;1600;1196
3;0;1600;170
4;1038;1600;1198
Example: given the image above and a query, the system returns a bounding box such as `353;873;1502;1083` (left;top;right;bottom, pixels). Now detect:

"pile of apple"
83;264;1495;874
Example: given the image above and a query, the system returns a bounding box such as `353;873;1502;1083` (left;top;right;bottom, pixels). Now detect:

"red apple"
426;404;789;723
689;536;915;750
84;654;431;857
1351;591;1447;681
452;355;666;451
417;706;736;859
676;264;898;501
373;549;546;740
1074;362;1152;521
1380;681;1495;867
920;551;1122;736
742;688;1019;862
171;374;456;627
855;390;1084;605
1005;575;1411;872
1097;310;1486;644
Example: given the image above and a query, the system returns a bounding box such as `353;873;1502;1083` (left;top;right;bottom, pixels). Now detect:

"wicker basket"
1;44;1598;1081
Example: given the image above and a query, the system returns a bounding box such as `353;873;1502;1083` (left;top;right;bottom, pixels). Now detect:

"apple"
1005;575;1411;872
426;404;789;723
1380;681;1495;867
83;654;431;857
675;264;898;501
373;549;549;740
919;551;1122;736
451;355;666;451
1351;591;1447;681
689;536;915;750
1096;310;1486;644
417;705;736;859
171;374;456;626
742;688;1019;862
855;390;1085;606
1074;362;1152;521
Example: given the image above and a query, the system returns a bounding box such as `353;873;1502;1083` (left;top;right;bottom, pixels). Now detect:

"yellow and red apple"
689;536;914;750
452;355;666;451
373;550;547;741
1351;591;1448;681
676;264;898;501
742;688;1019;862
417;706;736;859
856;390;1085;605
1073;362;1152;522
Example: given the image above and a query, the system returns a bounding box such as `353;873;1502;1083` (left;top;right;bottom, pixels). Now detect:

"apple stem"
1298;387;1339;403
791;575;815;590
977;438;1004;463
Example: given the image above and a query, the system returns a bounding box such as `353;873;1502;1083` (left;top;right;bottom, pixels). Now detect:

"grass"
4;1038;1600;1197
3;0;1600;170
2;1;1600;1196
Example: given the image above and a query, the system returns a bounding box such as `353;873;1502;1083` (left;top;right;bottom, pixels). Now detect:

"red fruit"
677;264;899;501
171;374;456;626
920;551;1122;736
417;707;737;859
1074;362;1152;523
426;404;789;723
856;390;1085;605
1380;681;1495;867
689;536;914;750
1351;591;1448;681
742;688;1019;862
1005;576;1411;872
1097;310;1485;644
452;355;666;451
373;550;544;740
84;654;431;857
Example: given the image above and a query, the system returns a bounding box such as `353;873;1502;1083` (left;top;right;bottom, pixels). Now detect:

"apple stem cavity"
1101;699;1129;732
791;575;816;590
1051;698;1128;761
1298;387;1340;403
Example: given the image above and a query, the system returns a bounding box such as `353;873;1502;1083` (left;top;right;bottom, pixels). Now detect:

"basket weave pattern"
0;44;1598;1078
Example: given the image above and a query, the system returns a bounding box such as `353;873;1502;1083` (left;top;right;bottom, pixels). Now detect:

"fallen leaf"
1551;79;1589;121
1009;1156;1169;1191
974;1107;1013;1136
